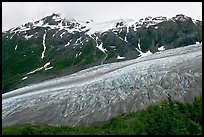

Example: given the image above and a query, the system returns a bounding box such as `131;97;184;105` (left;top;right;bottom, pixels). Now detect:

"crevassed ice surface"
2;43;202;127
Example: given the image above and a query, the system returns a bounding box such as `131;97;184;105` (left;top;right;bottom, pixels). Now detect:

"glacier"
2;43;202;127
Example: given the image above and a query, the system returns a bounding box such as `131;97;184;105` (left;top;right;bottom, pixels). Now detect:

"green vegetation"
73;43;95;66
2;95;202;135
2;39;102;93
2;38;45;93
106;51;115;60
53;57;74;70
140;37;150;51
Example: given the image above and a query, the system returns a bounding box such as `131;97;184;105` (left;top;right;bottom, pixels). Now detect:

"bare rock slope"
2;43;202;127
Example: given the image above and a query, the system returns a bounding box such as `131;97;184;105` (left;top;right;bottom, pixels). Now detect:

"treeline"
2;95;202;135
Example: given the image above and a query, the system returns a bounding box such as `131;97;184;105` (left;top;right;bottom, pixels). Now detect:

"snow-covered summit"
4;13;201;36
7;13;83;33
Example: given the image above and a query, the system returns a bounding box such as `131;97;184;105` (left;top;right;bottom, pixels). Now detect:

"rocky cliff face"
2;14;202;93
2;43;202;127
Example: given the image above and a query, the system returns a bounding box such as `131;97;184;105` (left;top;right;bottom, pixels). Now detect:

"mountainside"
2;43;202;127
2;13;202;93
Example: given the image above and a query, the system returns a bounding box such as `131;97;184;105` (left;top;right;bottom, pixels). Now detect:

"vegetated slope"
2;95;202;135
2;43;202;127
2;14;202;93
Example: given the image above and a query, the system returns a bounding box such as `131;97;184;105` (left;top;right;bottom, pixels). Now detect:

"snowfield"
2;43;202;127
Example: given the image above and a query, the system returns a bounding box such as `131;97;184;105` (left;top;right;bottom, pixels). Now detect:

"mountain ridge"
5;13;201;35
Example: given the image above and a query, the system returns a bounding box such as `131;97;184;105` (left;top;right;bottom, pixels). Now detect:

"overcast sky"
2;2;202;31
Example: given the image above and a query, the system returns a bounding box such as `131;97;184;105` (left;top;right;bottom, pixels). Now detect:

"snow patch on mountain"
135;38;153;58
44;62;50;68
124;27;129;42
158;46;165;51
64;41;71;47
60;32;66;38
16;26;31;32
24;34;34;40
137;38;142;50
44;66;53;71
117;55;125;60
97;43;107;53
27;67;44;75
74;37;82;45
14;45;18;50
10;32;16;39
41;31;47;59
52;30;59;37
27;62;52;75
195;41;201;44
22;77;28;80
192;19;200;25
52;14;63;22
139;50;153;57
75;52;82;58
34;20;44;27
